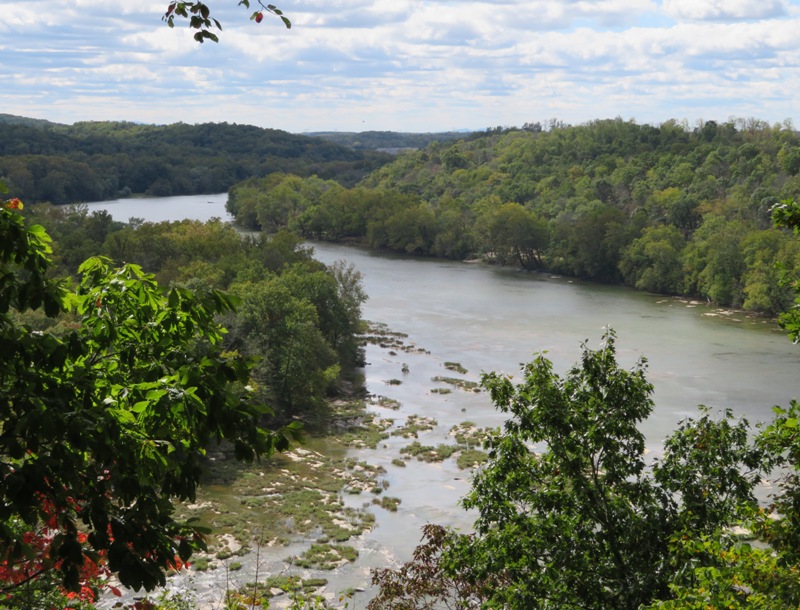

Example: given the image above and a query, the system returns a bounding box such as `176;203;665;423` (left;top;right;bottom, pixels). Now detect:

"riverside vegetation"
227;118;800;319
2;119;800;608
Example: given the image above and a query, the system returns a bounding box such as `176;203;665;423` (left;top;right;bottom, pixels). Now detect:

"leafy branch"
163;1;291;43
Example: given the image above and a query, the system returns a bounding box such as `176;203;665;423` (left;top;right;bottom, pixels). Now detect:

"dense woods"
19;202;367;424
306;130;468;151
0;117;391;205
228;118;800;315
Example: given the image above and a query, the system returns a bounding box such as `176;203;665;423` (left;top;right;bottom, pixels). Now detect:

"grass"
432;376;481;392
177;445;384;552
444;362;468;374
456;448;489;470
191;556;211;571
400;441;459;462
450;421;492;447
363;322;409;350
373;496;402;512
372;395;402;409
289;543;359;570
337;412;394;449
363;321;430;354
391;414;438;438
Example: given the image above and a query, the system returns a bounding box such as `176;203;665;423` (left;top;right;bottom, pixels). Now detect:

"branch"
163;1;291;43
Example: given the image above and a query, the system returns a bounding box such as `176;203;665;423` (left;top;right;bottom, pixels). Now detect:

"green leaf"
111;409;137;425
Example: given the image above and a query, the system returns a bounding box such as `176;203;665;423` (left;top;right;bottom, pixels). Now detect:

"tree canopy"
0;193;313;602
0;119;391;205
228;118;800;315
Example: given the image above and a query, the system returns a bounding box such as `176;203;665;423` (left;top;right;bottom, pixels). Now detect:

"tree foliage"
370;331;771;609
772;198;800;341
0;119;390;205
0;198;302;596
18;204;367;426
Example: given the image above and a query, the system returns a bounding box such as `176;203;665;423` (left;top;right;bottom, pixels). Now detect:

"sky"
1;0;800;133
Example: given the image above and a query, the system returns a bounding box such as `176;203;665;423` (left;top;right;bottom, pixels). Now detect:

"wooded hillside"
228;118;800;314
0;117;392;204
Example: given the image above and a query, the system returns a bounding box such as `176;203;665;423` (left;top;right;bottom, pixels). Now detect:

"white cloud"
0;0;799;132
662;0;789;21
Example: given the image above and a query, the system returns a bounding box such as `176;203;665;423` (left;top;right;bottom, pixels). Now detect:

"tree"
619;225;686;294
230;276;340;421
0;197;298;596
480;202;549;269
772;198;800;341
637;197;800;609
370;331;765;610
163;1;291;43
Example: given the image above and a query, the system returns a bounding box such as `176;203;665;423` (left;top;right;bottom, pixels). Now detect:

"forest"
0;117;392;205
15;202;367;426
228;117;800;316
306;130;468;151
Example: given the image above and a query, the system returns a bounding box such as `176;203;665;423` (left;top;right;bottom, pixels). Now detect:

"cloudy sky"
1;0;799;133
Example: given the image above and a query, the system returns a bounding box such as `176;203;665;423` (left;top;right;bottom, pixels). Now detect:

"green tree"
772;198;800;341
229;276;340;421
480;202;549;269
642;197;800;609
459;331;669;610
0;199;296;595
370;331;763;610
740;228;799;314
683;216;750;306
548;201;633;281
620;224;686;294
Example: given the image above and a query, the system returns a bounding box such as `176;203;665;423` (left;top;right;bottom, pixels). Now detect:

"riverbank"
101;322;495;609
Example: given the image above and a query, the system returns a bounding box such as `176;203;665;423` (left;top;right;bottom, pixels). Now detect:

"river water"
87;194;800;605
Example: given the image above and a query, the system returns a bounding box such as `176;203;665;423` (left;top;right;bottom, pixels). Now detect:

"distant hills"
0;116;377;204
0;114;59;128
0;115;479;204
305;130;471;152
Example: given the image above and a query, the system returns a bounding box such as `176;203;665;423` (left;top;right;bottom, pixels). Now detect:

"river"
87;194;800;606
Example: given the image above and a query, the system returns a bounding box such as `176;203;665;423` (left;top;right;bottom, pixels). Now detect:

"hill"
304;130;471;152
0;117;392;204
227;117;800;314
